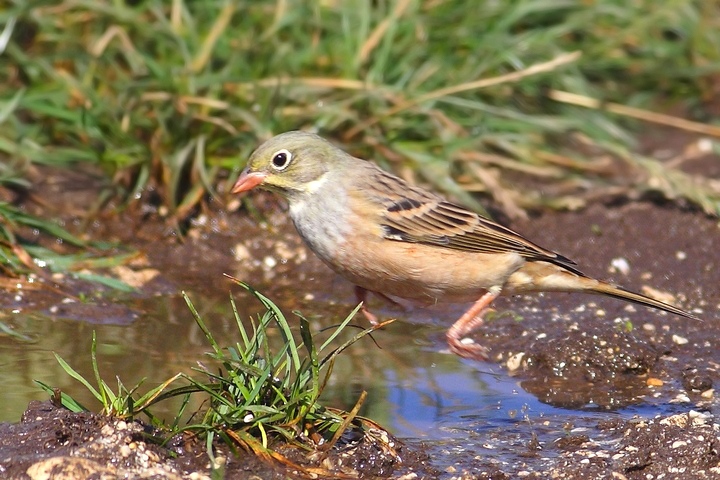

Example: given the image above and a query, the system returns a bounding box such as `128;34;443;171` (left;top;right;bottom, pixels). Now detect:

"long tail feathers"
588;281;699;321
508;261;699;320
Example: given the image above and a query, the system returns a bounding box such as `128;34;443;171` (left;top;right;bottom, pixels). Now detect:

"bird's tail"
506;261;699;320
586;280;699;320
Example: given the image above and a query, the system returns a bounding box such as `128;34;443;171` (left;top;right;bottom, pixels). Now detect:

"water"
0;284;668;437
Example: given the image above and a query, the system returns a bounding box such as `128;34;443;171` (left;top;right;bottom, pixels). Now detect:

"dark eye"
271;149;292;171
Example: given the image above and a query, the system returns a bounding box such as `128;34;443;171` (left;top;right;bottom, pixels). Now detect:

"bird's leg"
355;285;405;325
355;286;379;325
446;288;500;360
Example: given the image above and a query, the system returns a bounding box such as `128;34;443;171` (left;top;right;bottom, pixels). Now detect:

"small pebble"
191;214;208;227
262;256;277;269
233;243;251;262
647;378;664;387
610;257;630;275
396;473;418;480
697;137;713;152
672;393;692;403
119;445;131;457
506;352;525;371
226;197;241;211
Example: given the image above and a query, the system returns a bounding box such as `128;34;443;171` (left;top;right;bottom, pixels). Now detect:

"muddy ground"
1;134;720;478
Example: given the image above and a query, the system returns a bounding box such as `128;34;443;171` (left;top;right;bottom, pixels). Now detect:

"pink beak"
232;169;267;193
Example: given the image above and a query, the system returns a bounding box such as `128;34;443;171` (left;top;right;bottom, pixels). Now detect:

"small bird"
232;131;698;360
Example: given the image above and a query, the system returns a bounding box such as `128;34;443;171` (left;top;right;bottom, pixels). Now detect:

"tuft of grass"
2;1;720;274
0;200;135;292
37;281;397;475
0;200;136;290
37;330;182;421
178;281;397;472
0;201;86;275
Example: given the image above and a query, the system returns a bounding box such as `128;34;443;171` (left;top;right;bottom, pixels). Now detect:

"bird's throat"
302;171;330;194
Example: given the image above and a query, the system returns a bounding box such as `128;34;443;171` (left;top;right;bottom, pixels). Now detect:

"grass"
37;281;397;477
1;1;720;272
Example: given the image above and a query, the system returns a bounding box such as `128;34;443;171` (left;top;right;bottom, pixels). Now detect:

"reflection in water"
0;286;591;442
0;282;679;457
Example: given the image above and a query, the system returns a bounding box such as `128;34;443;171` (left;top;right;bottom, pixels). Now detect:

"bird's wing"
365;167;582;274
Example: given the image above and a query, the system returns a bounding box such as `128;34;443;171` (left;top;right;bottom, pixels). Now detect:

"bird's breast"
288;193;354;265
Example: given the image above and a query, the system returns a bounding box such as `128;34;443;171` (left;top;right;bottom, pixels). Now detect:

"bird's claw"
446;335;490;361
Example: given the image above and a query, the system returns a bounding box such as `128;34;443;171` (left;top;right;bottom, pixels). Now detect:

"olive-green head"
232;131;347;200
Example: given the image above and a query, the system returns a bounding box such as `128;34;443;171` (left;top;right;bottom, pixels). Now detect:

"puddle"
1;287;535;430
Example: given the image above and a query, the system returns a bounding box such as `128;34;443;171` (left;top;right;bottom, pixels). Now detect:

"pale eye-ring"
271;149;293;171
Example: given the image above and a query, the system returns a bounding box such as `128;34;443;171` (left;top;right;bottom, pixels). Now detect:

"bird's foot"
360;302;380;325
444;289;499;361
446;334;490;360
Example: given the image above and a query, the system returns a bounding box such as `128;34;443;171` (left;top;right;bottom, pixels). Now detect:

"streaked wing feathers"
368;168;581;274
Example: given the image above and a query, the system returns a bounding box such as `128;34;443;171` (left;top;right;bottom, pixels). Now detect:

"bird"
232;130;698;360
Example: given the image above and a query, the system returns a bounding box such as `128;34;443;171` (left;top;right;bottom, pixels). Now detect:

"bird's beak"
232;169;267;193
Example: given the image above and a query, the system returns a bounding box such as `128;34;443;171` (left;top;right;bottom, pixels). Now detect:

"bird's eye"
271;149;293;171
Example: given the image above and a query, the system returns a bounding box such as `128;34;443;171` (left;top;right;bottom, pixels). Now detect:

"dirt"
0;400;426;479
474;201;718;409
1;134;720;478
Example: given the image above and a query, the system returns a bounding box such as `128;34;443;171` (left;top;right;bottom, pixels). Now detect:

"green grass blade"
35;381;89;413
318;303;363;352
52;352;102;402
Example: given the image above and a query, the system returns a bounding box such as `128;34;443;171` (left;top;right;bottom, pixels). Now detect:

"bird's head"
232;131;343;200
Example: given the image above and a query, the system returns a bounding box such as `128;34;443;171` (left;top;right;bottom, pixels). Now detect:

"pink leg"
446;289;499;360
355;286;379;325
355;285;404;325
